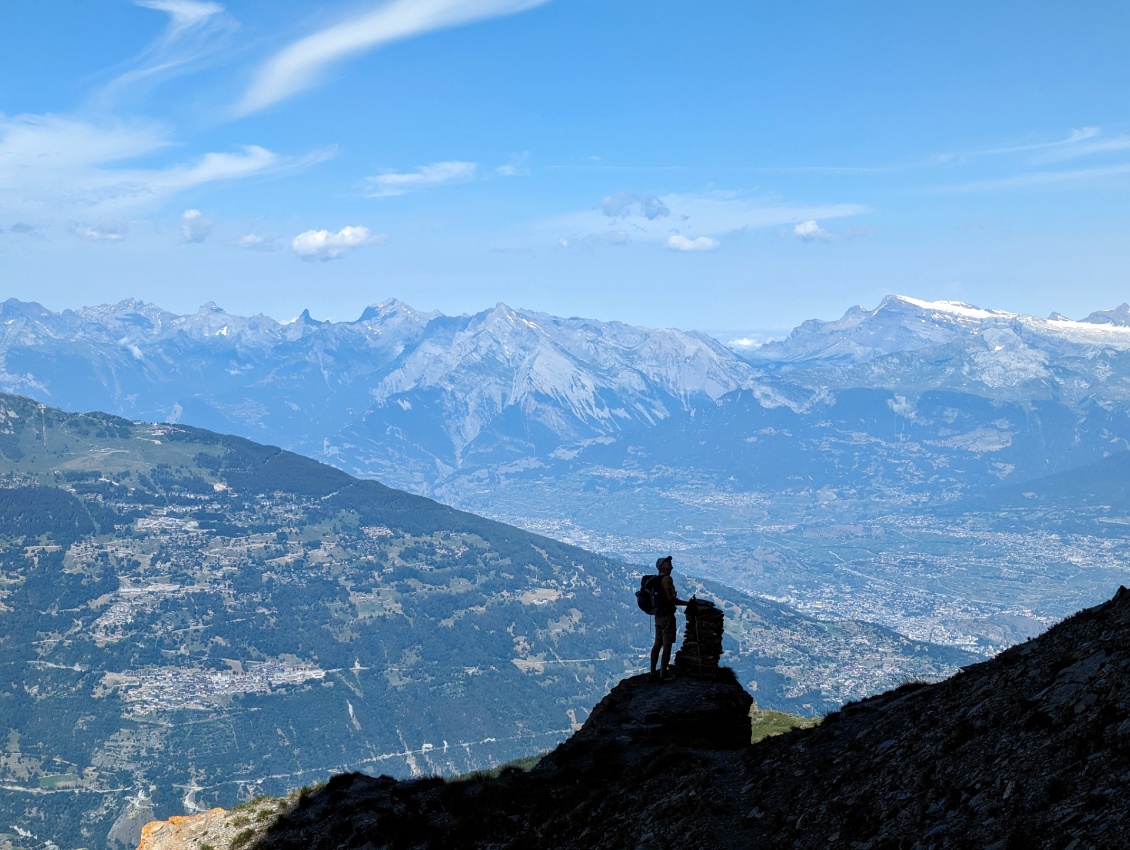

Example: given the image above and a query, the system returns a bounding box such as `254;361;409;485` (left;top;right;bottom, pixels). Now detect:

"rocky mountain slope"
138;585;1130;849
741;586;1130;848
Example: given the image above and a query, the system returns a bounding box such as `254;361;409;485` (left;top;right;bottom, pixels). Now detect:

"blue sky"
1;1;1128;333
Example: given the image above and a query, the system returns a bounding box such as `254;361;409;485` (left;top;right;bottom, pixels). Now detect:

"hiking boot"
659;671;677;683
648;671;660;682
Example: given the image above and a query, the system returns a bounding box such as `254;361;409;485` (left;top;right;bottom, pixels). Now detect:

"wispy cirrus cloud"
0;113;333;220
0;2;337;230
101;1;236;99
137;0;225;38
978;126;1102;160
934;163;1130;195
236;0;551;115
935;126;1130;170
364;161;477;197
70;222;129;242
1028;134;1130;165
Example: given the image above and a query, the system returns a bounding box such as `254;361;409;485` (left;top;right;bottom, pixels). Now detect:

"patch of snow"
892;295;1005;320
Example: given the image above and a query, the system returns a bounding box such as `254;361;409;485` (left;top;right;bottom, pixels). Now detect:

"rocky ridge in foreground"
140;585;1130;849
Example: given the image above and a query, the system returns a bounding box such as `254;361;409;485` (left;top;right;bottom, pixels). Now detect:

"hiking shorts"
654;612;676;646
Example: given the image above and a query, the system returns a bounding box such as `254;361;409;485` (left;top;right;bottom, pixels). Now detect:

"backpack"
636;574;661;615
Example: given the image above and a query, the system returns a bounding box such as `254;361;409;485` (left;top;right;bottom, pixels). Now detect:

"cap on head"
656;555;673;571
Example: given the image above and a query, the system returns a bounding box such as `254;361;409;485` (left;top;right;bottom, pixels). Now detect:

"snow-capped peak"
748;295;1009;365
883;295;1010;321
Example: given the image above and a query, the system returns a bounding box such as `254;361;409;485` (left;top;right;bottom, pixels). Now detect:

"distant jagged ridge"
0;296;761;456
3;294;1130;498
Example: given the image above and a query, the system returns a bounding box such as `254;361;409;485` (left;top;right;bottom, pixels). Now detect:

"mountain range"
5;292;1130;497
2;294;1128;654
4;294;1130;491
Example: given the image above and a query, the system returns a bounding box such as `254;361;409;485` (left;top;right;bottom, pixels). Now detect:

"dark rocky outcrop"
246;670;756;850
537;667;754;768
177;586;1130;850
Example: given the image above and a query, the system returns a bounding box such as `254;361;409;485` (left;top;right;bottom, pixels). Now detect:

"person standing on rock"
650;555;690;682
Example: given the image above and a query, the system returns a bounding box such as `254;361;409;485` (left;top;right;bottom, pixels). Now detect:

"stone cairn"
673;598;725;678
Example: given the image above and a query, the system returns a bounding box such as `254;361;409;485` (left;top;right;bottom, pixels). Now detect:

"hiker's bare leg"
660;641;672;673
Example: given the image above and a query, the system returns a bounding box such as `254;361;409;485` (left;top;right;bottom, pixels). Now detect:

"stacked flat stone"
673;598;725;678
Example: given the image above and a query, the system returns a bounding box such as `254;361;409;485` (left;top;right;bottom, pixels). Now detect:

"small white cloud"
236;232;280;251
727;337;766;350
291;225;386;261
557;237;570;248
365;161;477;197
119;337;146;360
793;220;830;242
70;222;128;242
181;208;214;243
665;234;719;252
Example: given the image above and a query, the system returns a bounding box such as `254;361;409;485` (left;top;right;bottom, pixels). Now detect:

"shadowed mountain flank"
202;586;1130;850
